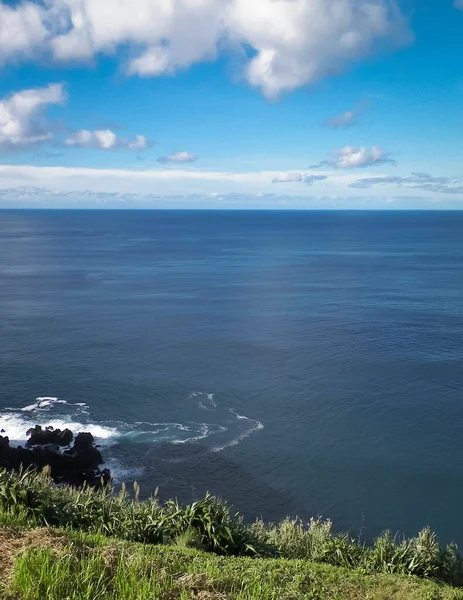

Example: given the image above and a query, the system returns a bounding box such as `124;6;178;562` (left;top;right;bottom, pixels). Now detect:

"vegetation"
0;467;463;599
2;528;463;600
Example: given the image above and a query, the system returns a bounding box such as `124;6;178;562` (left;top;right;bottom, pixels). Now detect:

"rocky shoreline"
0;425;111;487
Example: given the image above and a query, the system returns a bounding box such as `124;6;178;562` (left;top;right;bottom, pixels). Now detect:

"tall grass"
10;543;463;600
251;518;463;585
0;467;461;586
11;549;172;600
0;468;255;556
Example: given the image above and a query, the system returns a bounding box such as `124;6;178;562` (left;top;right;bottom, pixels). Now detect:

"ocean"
1;210;462;545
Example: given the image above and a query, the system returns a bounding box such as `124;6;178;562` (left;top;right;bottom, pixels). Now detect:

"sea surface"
1;210;462;544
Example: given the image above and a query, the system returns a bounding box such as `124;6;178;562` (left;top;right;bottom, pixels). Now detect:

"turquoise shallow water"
1;210;462;543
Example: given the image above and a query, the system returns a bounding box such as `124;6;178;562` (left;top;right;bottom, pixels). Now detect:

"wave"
0;399;227;447
172;423;227;445
102;457;145;483
0;393;264;475
114;421;227;446
190;391;218;411
0;401;119;445
211;409;264;453
21;397;62;411
1;397;228;444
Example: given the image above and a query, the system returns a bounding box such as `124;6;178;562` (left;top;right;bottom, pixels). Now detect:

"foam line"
0;394;264;457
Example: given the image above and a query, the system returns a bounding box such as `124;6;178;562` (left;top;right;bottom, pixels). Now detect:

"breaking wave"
0;393;264;480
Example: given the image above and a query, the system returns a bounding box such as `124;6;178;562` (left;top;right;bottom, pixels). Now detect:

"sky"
0;0;463;209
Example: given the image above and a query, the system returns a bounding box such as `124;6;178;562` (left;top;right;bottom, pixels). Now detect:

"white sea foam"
20;403;40;412
103;458;144;483
195;391;217;411
1;395;225;446
22;398;72;412
211;409;264;453
0;397;118;445
0;394;264;458
230;410;251;421
0;412;119;445
36;397;61;403
172;423;227;445
21;397;59;412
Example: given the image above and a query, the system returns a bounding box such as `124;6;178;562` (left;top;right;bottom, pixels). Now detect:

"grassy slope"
1;526;463;600
1;469;462;586
1;469;462;598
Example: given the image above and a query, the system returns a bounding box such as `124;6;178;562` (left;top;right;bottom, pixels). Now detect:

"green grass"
3;529;463;600
1;466;462;597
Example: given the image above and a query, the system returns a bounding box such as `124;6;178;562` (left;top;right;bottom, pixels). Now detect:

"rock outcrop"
26;425;74;448
0;426;111;487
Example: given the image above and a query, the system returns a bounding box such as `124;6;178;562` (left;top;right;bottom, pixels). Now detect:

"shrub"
365;528;463;585
250;515;463;584
0;467;462;585
0;468;256;557
251;517;334;561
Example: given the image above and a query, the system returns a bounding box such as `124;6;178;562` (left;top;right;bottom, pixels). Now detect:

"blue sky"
0;0;462;209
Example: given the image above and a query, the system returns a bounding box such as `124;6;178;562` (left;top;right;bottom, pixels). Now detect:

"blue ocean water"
1;210;463;544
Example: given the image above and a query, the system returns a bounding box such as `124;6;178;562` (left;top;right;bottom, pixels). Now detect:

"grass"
1;467;463;598
1;528;463;600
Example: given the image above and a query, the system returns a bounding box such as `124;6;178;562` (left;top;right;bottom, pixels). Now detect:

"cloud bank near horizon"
0;164;460;209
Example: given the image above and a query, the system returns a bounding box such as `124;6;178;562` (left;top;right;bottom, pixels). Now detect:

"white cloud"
0;0;412;98
0;164;460;209
272;173;327;184
324;101;369;129
0;83;66;152
127;47;172;77
128;135;148;150
0;2;48;65
350;172;463;194
228;0;411;98
65;129;147;150
0;164;335;198
454;0;463;9
157;151;198;163
324;110;356;130
0;184;459;210
324;145;393;168
0;85;148;153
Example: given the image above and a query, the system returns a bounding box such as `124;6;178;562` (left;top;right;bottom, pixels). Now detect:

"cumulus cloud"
0;2;48;65
317;145;394;169
0;83;66;152
272;173;328;185
0;84;148;153
157;151;198;163
226;0;411;98
0;0;412;98
350;172;463;194
65;130;147;150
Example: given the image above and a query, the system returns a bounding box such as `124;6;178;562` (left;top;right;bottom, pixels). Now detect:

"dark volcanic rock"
26;425;74;448
64;432;104;469
0;427;111;488
73;432;95;451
